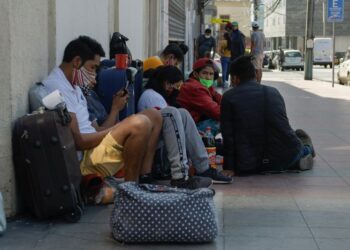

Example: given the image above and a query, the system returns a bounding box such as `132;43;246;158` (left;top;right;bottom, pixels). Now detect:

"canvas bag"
110;182;217;243
0;192;6;234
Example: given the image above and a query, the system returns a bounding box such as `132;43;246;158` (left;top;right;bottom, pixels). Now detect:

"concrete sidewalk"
2;71;350;250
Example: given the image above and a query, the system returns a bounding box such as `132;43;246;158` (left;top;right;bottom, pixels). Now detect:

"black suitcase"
13;108;83;222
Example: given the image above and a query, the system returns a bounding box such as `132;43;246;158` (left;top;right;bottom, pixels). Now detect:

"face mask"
199;78;213;88
73;67;96;95
205;35;211;39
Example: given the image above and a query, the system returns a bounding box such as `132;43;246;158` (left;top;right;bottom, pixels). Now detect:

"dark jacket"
220;81;302;174
230;30;245;60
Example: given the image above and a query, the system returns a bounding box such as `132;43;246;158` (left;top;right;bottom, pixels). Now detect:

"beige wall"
0;0;50;216
215;0;251;37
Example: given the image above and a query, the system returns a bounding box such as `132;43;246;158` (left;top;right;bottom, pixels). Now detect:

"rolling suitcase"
13;108;83;222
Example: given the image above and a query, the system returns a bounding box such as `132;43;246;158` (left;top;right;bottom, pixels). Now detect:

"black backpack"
109;32;132;60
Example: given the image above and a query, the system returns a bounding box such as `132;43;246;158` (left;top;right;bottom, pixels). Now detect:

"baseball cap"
252;21;259;28
232;21;239;27
190;58;219;79
143;56;163;72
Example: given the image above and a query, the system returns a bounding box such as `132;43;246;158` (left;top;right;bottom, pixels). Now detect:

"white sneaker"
299;154;314;170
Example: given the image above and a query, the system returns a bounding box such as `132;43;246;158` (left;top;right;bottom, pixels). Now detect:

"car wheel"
324;65;327;68
330;64;333;69
280;67;284;71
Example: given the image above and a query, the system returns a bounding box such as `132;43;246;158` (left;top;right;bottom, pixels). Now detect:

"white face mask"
205;35;211;39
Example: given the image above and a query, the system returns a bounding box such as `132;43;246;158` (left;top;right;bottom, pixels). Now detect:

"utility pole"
198;0;205;34
304;0;315;80
322;0;326;36
254;0;259;21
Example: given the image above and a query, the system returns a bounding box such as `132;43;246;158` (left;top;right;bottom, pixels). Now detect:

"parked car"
272;49;304;71
337;49;350;85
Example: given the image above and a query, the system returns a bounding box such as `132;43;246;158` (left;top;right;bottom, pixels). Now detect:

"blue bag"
96;68;135;121
110;182;218;243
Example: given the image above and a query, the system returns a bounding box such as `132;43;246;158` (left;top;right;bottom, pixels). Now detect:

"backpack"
109;32;132;61
28;82;50;112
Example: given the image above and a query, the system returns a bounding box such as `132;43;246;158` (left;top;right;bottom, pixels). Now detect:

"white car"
337;51;350;85
274;50;304;71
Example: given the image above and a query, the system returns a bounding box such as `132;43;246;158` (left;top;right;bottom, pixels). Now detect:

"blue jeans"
220;56;230;83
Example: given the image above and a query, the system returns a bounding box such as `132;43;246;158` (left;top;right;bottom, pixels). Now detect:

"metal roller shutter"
169;0;186;41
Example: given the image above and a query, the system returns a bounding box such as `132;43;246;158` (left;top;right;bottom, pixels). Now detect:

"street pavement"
2;70;350;250
270;65;340;84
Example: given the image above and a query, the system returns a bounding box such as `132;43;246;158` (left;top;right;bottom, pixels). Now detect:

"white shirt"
42;67;96;134
137;89;167;112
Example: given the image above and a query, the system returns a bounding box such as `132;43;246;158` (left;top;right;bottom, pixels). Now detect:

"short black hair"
62;36;104;64
179;43;189;55
145;65;183;98
161;44;184;62
79;36;105;57
205;28;212;34
229;56;256;82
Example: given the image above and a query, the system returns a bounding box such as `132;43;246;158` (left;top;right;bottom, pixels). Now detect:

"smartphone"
121;87;128;96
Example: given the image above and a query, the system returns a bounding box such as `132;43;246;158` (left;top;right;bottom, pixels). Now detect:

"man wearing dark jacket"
220;56;315;176
230;22;245;62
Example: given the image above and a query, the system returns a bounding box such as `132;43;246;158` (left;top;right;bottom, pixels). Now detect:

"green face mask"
199;78;213;88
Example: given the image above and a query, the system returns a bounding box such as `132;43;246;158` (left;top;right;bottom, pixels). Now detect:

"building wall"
0;0;50;216
263;0;286;39
264;0;350;52
118;0;148;60
215;0;251;37
286;0;350;37
56;0;111;64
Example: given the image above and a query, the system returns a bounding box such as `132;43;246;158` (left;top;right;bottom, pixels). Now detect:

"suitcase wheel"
64;205;83;223
63;184;84;223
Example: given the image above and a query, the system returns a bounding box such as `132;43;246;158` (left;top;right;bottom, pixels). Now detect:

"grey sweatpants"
160;107;209;180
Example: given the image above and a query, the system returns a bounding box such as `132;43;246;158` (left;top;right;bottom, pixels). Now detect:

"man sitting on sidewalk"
221;56;315;176
43;36;162;182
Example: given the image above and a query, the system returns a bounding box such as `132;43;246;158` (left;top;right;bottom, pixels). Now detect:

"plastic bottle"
203;127;216;169
203;127;215;147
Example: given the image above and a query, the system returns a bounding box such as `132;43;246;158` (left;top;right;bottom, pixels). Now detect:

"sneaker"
139;174;157;184
299;153;314;171
197;168;233;184
295;129;316;157
171;176;212;189
139;174;171;186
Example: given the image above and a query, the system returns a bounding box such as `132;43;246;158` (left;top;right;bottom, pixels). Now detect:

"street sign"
211;17;230;24
327;0;344;22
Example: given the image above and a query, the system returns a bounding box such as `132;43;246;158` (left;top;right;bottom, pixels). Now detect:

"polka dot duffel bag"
110;182;218;243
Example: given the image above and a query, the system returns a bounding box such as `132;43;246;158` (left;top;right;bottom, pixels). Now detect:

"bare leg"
109;114;152;181
256;69;262;83
138;109;162;175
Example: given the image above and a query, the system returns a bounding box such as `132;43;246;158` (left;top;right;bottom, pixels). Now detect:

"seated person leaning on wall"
42;35;162;185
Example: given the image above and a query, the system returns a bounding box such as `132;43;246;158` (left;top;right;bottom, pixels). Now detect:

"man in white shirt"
43;36;162;182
